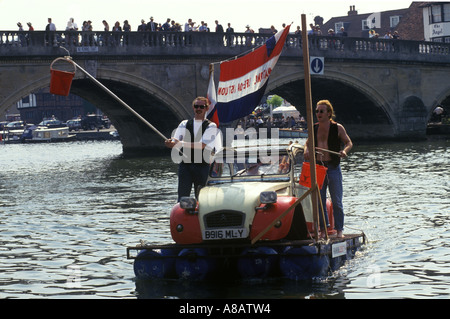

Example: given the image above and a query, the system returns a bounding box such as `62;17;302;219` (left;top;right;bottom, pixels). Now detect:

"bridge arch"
267;68;395;139
87;68;190;120
428;86;450;120
0;74;51;116
69;74;184;154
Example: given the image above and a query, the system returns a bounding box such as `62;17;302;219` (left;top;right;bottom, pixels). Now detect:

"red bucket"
49;58;76;96
299;162;328;189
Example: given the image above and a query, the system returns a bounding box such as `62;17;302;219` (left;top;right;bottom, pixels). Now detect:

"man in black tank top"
304;100;352;238
165;96;222;202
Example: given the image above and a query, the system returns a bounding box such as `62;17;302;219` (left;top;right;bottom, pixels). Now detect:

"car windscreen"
210;153;291;178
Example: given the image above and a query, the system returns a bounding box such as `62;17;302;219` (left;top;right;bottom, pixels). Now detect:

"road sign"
310;56;324;75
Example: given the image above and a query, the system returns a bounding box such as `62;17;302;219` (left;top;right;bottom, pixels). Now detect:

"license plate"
202;228;247;240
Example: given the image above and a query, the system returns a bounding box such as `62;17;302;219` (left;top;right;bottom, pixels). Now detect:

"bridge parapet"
1;30;449;64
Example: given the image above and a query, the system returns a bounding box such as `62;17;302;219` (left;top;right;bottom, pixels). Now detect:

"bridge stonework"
1;31;449;153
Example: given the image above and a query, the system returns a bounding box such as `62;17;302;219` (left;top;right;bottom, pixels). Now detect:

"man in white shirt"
45;18;57;45
165;97;222;201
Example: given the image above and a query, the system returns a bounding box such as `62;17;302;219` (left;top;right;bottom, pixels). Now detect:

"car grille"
204;211;244;228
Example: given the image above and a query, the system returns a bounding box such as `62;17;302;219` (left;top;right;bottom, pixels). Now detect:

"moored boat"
23;125;76;143
278;128;308;139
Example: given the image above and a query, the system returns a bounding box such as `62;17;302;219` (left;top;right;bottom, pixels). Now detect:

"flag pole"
301;14;320;241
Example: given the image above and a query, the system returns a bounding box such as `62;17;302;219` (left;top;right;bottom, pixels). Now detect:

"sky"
0;0;417;32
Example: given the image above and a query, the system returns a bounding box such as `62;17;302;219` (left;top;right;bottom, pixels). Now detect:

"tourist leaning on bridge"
303;100;353;238
165;97;222;202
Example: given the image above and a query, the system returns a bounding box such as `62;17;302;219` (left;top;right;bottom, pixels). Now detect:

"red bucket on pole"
299;162;328;189
49;58;76;96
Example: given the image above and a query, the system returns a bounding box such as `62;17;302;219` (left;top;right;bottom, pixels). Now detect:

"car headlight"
260;191;277;204
179;197;197;210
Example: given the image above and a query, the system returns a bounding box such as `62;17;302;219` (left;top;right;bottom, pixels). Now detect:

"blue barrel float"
279;245;330;280
134;248;177;280
175;248;217;281
237;246;279;280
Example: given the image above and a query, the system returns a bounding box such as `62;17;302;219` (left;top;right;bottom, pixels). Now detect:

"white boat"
26;126;76;142
278;128;308;138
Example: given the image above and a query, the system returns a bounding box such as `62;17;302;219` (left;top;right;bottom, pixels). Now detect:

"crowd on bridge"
11;17;300;47
11;16;402;48
16;17;295;35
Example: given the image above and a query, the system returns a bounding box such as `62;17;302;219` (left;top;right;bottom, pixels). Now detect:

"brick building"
318;2;450;41
16;88;97;125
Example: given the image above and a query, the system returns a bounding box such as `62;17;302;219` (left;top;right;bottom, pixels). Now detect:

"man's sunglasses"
194;104;207;109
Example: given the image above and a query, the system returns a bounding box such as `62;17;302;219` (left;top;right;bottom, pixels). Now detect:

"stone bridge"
1;30;449;154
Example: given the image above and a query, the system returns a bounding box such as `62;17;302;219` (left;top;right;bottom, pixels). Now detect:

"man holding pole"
165;97;222;202
304;100;352;238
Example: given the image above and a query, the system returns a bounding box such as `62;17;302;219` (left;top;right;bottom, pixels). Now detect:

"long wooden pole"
301;14;320;241
55;55;169;141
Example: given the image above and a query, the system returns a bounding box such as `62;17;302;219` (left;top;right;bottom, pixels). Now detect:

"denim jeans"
319;163;344;231
177;162;210;202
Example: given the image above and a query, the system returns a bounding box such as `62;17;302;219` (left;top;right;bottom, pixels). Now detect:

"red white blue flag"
206;72;219;127
209;25;290;124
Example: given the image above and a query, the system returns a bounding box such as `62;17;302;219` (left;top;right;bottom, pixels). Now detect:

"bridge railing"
1;30;449;63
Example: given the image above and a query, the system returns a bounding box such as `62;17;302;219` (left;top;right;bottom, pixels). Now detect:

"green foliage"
267;95;283;108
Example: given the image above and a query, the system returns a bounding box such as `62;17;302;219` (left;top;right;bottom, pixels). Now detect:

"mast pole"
301;14;320;241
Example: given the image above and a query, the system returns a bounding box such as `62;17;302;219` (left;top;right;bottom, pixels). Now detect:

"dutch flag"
208;25;290;124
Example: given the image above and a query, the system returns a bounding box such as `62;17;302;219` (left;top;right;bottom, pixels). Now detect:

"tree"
267;95;283;108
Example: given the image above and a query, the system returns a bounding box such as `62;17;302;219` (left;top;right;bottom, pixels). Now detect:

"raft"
127;234;365;282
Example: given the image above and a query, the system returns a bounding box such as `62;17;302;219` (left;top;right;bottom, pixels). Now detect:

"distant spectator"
245;25;254;46
47;18;56;31
226;22;234;46
215;20;224;33
162;18;171;31
123;20;131;32
138;19;146;31
308;23;315;36
314;25;322;35
45;18;56;45
102;20;110;31
17;22;25;46
112;21;122;45
123;20;131;45
245;25;254;33
66;18;78;31
147;17;157;32
25;22;34;45
338;27;347;37
112;21;122;32
184;19;193;32
198;21;208;32
270;25;278;34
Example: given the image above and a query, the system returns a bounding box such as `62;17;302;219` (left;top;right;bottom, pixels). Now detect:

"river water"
0;138;448;299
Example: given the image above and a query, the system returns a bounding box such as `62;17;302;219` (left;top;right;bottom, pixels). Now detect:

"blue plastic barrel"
133;249;176;280
237;246;278;280
280;246;330;280
175;248;217;281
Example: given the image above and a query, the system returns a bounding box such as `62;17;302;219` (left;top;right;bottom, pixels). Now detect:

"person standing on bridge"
303;100;352;238
165;97;222;202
